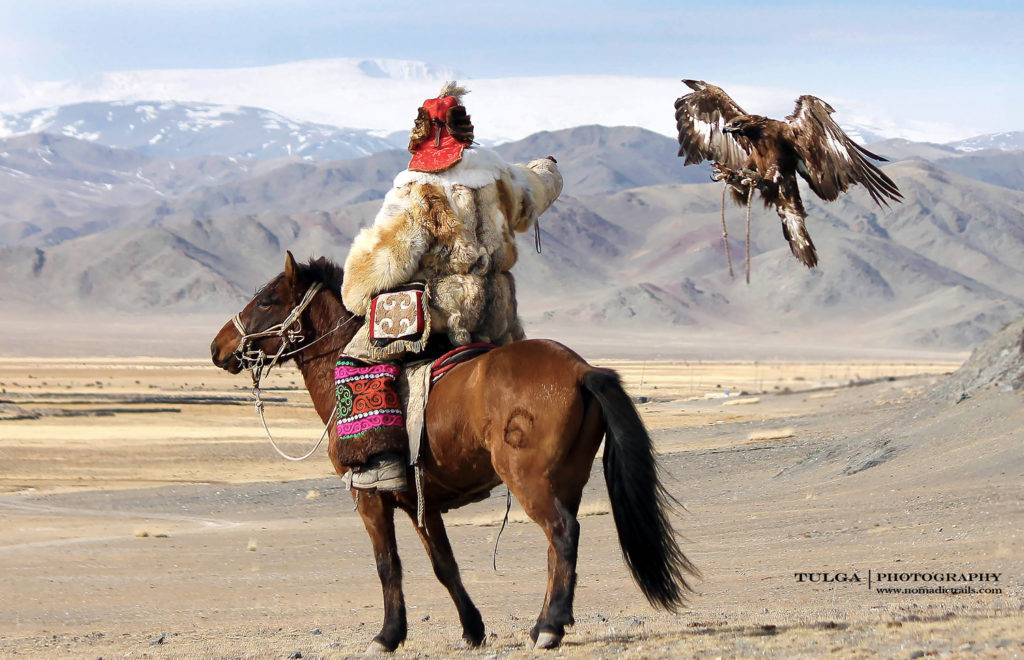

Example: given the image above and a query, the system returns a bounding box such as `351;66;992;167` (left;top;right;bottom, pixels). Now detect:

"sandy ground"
1;355;1022;659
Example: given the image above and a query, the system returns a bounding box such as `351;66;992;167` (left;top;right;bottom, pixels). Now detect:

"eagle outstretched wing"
785;95;902;207
674;79;751;169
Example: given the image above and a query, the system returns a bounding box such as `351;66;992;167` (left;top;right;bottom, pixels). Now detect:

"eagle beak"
723;125;738;134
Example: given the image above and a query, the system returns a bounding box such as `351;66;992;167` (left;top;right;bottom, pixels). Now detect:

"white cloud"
0;58;986;144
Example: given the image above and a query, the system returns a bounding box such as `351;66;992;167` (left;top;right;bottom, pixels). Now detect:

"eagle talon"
736;168;762;187
710;162;732;182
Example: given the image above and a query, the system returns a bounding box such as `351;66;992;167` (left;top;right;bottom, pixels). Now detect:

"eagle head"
723;115;767;138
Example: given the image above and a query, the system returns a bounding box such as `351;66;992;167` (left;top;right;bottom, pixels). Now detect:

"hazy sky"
1;1;1021;136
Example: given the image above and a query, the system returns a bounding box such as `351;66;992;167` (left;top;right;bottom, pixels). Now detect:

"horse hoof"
534;631;562;650
462;633;485;648
364;640;391;656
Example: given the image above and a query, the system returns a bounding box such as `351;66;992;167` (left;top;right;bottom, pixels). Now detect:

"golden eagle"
674;79;902;273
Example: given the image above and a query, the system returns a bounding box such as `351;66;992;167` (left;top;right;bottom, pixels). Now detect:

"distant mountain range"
0;101;398;160
1;120;1022;352
2;97;1021;170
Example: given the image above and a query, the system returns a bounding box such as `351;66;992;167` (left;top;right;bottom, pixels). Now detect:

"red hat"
408;82;474;173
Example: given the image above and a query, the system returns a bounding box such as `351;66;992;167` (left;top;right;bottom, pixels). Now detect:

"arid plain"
1;343;1022;658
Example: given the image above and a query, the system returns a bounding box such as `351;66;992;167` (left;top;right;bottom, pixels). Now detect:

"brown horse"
210;252;696;652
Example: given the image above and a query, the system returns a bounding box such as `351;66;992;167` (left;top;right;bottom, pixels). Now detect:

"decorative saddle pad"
367;281;431;361
370;281;426;343
334;359;404;441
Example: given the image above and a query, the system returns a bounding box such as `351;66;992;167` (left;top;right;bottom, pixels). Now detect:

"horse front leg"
357;494;407;653
408;509;486;647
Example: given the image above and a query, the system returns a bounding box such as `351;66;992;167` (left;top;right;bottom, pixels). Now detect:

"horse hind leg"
524;494;580;649
408;509;485;647
528;401;605;648
490;376;602;649
493;460;580;649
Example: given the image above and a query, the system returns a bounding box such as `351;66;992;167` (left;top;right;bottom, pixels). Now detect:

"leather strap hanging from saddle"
402;343;496;468
367;281;431;361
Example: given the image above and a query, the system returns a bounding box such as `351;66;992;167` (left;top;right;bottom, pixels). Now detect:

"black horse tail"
582;368;698;611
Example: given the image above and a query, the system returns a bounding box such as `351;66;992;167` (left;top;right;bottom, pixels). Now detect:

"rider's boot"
343;451;408;492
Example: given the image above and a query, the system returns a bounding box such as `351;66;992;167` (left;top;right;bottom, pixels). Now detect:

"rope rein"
745;184;754;285
232;281;354;462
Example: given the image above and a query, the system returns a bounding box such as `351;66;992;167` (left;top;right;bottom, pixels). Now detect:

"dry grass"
747;427;796;442
722;396;760;406
594;358;958;400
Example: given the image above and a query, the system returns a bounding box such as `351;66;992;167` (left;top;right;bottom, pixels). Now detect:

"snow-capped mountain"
0;101;396;160
948;131;1024;153
0;57;961;146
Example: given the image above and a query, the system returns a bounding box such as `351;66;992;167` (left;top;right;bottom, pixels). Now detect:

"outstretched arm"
507;157;563;233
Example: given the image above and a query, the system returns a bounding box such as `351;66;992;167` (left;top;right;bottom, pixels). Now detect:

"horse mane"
301;256;344;294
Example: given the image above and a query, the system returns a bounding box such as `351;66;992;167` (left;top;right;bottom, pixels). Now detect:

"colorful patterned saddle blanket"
334;359;404;441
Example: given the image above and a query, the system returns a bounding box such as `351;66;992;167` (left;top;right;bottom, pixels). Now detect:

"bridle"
231;281;324;379
230;280;351;462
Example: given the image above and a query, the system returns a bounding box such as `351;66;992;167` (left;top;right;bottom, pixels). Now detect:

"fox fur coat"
342;147;562;354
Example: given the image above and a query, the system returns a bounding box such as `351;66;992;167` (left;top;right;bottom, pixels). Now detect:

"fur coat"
342;147;562;352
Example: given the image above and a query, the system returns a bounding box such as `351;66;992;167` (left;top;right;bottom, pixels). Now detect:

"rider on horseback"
337;82;563;491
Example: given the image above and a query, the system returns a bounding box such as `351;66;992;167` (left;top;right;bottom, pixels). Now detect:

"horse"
210;252;697;653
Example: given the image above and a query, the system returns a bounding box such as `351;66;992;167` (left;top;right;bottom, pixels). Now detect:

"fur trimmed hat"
408;82;475;173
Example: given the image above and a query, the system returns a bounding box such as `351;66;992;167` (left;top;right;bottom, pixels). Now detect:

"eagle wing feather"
674;79;751;169
786;95;902;207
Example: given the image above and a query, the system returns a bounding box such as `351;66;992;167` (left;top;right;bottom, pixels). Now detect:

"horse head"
210;251;352;374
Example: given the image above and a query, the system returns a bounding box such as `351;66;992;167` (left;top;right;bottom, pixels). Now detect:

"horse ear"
284;251;298;285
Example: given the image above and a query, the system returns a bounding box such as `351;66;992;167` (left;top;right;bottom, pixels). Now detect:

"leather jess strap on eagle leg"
713;165;759;283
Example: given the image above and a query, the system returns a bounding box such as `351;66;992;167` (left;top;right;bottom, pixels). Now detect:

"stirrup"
342;452;407;492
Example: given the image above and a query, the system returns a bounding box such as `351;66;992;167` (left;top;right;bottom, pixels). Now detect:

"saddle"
331;342;494;468
430;342;495;385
